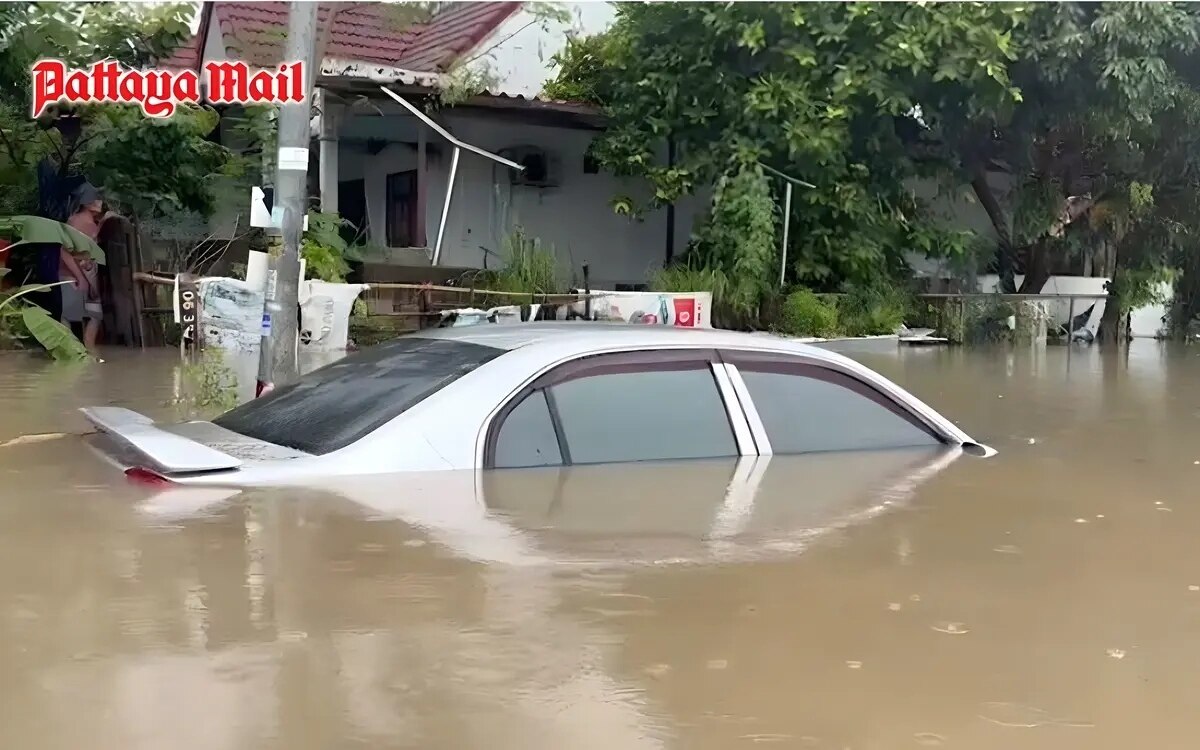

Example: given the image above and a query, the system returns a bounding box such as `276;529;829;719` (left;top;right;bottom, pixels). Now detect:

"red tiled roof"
161;32;204;71
163;2;521;73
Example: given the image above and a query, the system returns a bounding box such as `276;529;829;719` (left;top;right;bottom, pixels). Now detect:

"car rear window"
213;337;503;455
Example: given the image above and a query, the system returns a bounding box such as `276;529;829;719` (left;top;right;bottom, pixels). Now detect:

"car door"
479;348;755;539
716;349;945;455
482;348;755;469
475;348;959;552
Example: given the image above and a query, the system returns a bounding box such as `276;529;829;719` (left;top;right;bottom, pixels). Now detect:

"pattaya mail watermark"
31;59;307;119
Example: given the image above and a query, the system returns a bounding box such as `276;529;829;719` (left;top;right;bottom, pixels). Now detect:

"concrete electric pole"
256;0;318;395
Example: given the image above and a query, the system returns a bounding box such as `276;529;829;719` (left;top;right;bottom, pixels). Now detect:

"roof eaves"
320;59;447;87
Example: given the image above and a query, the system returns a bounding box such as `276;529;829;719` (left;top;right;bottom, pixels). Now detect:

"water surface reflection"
2;342;1200;749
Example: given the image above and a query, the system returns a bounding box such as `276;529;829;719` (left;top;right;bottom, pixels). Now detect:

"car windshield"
213;337;503;455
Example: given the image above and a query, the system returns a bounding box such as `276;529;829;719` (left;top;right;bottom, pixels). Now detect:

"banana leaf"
0;215;105;264
0;280;90;361
20;306;90;361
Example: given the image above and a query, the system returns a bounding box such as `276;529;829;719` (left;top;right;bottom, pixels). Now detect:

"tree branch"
458;19;540;68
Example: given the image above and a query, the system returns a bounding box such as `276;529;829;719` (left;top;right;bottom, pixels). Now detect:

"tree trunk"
969;168;1017;293
1016;239;1051;294
1098;267;1127;346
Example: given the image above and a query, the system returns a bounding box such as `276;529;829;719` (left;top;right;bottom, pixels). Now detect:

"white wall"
202;10;226;64
338;111;710;288
1128;281;1174;338
904;172;1016;278
468;2;617;97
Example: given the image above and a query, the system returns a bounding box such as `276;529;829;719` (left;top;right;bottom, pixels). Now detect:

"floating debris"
888;602;902;611
913;733;945;746
1106;648;1126;660
0;432;71;448
992;544;1022;555
845;660;863;669
932;621;970;635
1188;585;1199;592
1074;518;1089;524
706;658;729;670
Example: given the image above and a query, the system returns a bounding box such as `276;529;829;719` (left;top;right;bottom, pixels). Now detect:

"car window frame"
481;348;755;469
716;349;946;455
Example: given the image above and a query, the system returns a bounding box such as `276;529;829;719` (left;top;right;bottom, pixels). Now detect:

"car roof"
409;321;827;357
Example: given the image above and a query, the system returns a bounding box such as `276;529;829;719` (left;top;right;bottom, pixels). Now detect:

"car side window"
547;365;737;465
735;362;940;454
493;390;563;468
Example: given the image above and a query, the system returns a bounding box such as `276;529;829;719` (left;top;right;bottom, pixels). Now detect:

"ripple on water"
977;702;1095;729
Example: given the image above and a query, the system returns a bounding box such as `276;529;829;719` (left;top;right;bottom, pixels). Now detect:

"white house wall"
904;172;1016;278
337;111;710;288
468;2;618;97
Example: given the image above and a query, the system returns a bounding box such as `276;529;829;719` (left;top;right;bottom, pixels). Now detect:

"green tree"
915;2;1200;294
547;2;1023;294
0;2;234;220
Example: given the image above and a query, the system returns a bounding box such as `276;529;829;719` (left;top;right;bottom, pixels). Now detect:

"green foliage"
1109;267;1175;313
301;211;353;283
438;63;502;106
0;275;90;360
173;349;238;420
836;284;912;337
649;263;728;298
1;2;194;112
543;33;617;103
466;227;561;299
80;105;231;218
548;3;1022;289
776;289;840;338
547;2;1200;306
20;304;89;360
689;163;777;317
0;2;233;220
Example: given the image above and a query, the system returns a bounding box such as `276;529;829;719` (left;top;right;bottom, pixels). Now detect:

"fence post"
583;263;592;320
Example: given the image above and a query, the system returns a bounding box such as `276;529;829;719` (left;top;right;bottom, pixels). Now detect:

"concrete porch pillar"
317;88;342;214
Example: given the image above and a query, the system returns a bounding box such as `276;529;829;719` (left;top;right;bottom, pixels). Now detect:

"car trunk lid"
80;406;308;482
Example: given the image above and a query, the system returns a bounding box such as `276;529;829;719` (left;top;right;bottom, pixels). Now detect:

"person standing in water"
63;183;105;352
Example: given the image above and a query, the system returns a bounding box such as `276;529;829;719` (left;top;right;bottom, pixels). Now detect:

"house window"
386;170;418;247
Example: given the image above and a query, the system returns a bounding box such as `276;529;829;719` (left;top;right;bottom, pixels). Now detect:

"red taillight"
125;467;173;486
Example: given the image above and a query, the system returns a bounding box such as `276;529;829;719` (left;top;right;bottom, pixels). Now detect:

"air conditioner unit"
499;145;561;188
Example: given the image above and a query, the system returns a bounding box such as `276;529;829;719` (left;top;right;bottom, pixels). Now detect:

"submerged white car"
83;323;988;487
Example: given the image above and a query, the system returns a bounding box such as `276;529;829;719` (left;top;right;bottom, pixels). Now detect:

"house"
164;1;710;290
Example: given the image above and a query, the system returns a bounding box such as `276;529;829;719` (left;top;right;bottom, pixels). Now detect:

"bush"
776;289;839;337
469;226;561;299
648;263;728;297
836;284;911;336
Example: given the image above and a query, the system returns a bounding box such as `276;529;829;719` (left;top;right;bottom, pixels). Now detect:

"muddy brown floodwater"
2;341;1200;750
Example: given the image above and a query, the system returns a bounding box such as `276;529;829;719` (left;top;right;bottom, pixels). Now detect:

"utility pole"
256;0;318;396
